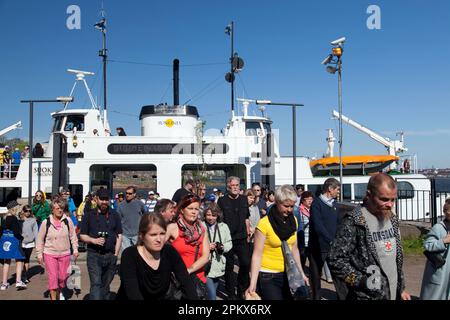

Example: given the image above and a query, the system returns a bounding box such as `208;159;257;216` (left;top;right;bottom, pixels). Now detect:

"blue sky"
0;0;449;168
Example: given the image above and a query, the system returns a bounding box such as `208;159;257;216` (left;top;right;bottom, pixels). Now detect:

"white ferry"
1;17;444;222
0;65;442;222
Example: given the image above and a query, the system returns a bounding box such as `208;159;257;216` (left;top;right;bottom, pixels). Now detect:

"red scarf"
176;215;204;246
299;204;310;218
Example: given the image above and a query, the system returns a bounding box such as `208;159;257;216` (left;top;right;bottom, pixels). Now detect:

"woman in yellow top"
246;185;308;300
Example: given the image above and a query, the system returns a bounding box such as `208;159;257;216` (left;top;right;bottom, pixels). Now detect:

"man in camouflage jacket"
327;173;411;300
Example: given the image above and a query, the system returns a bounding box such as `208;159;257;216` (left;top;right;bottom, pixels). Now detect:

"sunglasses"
24;210;32;213
126;192;134;195
184;194;200;201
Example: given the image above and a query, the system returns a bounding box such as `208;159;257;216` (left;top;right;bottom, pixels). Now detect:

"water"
435;178;450;192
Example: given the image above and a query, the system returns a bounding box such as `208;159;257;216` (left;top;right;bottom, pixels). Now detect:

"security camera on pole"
321;37;346;201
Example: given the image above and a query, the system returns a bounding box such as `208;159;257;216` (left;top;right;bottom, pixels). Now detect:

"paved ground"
0;251;426;300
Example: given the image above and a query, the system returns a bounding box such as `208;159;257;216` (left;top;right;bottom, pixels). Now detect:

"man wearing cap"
172;178;195;204
143;191;158;213
117;186;147;251
80;188;122;300
115;192;124;208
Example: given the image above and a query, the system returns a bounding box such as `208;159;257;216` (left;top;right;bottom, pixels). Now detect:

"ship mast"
95;13;108;129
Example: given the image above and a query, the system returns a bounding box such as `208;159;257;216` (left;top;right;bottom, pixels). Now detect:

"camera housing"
330;37;346;46
98;231;109;238
215;242;224;254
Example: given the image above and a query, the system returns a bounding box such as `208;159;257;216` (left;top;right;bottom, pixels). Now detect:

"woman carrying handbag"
166;194;210;299
246;185;309;300
420;203;450;300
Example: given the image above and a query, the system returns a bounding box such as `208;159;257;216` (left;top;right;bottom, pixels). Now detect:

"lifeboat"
310;155;399;176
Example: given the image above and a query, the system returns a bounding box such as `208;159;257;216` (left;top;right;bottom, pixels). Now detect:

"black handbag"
190;272;206;300
166;272;206;300
423;250;447;269
165;272;183;300
423;222;449;269
191;244;207;300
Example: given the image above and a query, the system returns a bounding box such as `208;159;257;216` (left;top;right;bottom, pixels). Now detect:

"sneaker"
15;281;27;290
0;283;9;290
59;292;65;300
23;279;30;284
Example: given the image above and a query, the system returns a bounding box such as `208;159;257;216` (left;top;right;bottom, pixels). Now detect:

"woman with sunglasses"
20;205;38;284
32;190;50;227
166;194;210;299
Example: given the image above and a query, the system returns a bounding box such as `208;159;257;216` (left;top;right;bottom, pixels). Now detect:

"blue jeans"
86;251;117;300
257;272;292;300
206;277;221;300
121;235;138;253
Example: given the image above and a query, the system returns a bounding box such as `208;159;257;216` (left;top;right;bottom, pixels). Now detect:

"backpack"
43;217;73;255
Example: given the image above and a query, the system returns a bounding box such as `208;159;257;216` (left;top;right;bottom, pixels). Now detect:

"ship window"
343;184;351;201
64;115;85;132
52;116;63;132
397;181;414;199
245;122;271;136
307;184;322;198
245;122;259;136
354;183;368;201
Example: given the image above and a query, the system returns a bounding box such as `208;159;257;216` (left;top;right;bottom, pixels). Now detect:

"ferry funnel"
173;59;179;106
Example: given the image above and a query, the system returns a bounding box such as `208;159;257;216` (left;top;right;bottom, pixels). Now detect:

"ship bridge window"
52;116;63;132
64;115;85;132
397;181;414;199
245;122;271;136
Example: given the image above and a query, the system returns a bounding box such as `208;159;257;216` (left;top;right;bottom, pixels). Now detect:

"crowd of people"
0;143;44;179
1;174;450;300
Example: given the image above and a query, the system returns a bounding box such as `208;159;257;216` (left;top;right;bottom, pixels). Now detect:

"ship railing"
1;159;20;180
348;189;450;226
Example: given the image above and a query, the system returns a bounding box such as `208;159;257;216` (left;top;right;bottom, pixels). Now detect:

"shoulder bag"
423;222;449;269
281;240;310;300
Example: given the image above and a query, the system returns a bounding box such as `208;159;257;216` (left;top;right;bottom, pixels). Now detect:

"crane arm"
332;110;407;155
0;121;22;138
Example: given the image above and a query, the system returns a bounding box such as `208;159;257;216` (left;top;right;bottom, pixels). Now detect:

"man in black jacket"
80;189;123;300
308;177;340;300
218;176;251;300
327;173;411;300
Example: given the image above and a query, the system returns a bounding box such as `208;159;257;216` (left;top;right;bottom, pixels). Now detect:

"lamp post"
20;97;74;205
255;100;304;187
321;37;346;201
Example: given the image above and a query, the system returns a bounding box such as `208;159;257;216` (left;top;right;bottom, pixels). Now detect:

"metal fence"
395;189;449;225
